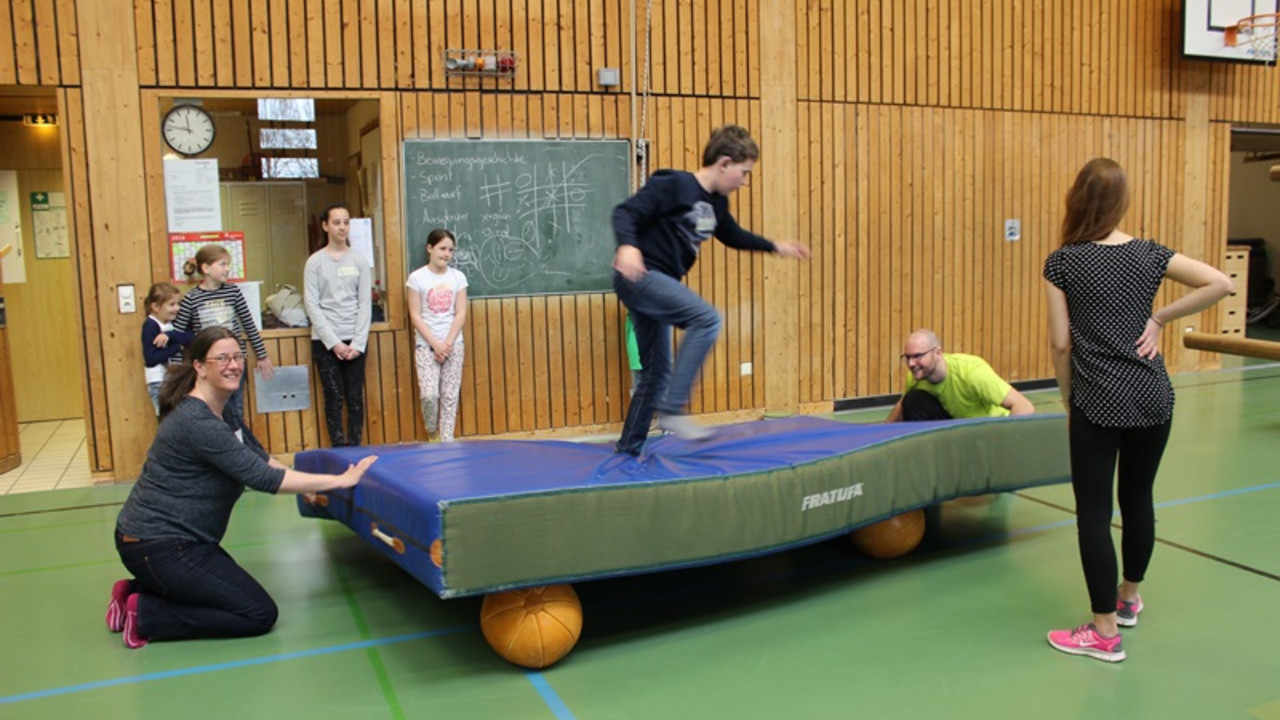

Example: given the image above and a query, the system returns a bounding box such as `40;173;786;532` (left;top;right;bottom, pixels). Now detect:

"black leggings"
1068;407;1172;614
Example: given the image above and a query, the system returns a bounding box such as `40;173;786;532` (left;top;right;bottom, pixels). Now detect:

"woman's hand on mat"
337;456;378;488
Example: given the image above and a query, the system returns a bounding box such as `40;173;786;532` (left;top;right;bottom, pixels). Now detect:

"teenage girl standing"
1043;158;1232;662
405;229;468;442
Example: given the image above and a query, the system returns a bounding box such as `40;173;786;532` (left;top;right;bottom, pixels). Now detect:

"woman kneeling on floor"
106;326;377;649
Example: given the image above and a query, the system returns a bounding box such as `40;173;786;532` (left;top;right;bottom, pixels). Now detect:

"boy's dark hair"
701;125;760;167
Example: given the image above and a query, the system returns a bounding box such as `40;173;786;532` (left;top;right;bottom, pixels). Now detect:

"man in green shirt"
886;329;1034;422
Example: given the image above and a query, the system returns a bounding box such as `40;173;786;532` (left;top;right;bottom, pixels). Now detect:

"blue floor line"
1154;481;1280;509
6;479;1276;709
526;671;578;720
0;626;470;706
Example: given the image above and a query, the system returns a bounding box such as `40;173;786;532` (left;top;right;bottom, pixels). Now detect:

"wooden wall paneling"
230;0;251;86
357;0;375;88
0;0;16;84
600;294;621;425
194;0;217;86
796;104;813;401
544;296;566;428
390;330;413;441
524;0;543;91
51;0;76;83
78;0;160;478
796;0;811;100
478;298;503;433
512;297;534;430
374;0;392;87
869;0;884;104
275;338;303;451
362;331;386;445
912;0;926;105
539;0;558;92
284;0;305;87
572;295;594;425
33;0;59;84
693;0;710;98
338;0;357;87
149;0;178;88
822;101;838;402
172;0;194;86
519;294;545;427
576;0;595;95
830;104;848;399
712;0;728;97
11;0;36;83
588;294;610;423
660;0;678;94
304;0;323;88
457;304;483;436
557;295;580;427
57;88;109;472
252;0;274;86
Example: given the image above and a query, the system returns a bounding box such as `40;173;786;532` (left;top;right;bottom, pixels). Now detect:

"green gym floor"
3;363;1279;719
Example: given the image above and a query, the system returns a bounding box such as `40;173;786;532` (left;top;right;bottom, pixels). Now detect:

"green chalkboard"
402;139;631;297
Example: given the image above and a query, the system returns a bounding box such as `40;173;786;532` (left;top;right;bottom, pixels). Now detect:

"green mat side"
439;416;1068;597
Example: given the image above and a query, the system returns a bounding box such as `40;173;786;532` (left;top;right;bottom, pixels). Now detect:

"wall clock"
162;103;216;156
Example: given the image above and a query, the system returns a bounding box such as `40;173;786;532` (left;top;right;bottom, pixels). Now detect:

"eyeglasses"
900;347;939;363
204;352;246;368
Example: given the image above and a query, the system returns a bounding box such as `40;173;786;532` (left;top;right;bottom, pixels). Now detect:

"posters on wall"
31;192;69;259
0;170;25;284
163;158;222;233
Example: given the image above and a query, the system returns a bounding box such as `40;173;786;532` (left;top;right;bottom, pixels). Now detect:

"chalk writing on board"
403;140;629;297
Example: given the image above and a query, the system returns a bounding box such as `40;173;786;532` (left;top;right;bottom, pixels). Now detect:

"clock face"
162;104;216;156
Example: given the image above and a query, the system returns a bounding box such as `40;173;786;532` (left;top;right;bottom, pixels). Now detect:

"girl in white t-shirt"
406;229;469;441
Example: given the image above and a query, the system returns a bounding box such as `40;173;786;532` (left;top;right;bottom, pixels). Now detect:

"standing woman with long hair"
406;229;468;442
107;327;376;649
1042;158;1232;662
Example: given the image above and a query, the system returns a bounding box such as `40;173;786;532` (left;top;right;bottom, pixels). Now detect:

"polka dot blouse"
1043;239;1175;428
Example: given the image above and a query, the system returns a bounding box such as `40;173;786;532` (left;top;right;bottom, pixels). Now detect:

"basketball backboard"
1183;0;1279;63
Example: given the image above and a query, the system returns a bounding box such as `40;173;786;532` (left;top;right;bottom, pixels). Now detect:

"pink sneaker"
122;594;148;649
1116;595;1143;627
106;579;133;633
1047;623;1125;662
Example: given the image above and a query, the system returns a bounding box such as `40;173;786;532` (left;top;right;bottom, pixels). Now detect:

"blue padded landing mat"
296;415;1069;598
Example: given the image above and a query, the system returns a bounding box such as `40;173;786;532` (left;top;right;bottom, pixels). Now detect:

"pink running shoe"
122;594;149;649
106;579;133;633
1116;596;1143;627
1047;623;1125;662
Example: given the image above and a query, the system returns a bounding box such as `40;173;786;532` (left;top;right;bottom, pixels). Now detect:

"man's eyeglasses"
900;347;939;363
204;352;247;368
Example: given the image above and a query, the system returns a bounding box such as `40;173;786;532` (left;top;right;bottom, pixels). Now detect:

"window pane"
261;157;319;179
259;128;318;149
257;98;316;122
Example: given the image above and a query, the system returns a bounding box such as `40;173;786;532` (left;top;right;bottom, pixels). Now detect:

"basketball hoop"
1224;13;1280;63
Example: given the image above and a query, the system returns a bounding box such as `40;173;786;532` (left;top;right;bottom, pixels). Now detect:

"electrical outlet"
740;362;753;376
117;284;136;314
